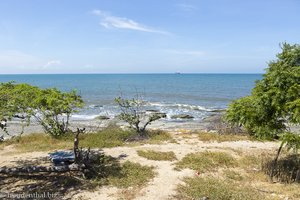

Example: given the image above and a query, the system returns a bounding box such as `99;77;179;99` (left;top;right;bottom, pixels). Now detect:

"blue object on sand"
49;151;75;166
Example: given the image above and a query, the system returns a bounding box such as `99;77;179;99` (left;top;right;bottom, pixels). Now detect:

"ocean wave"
87;104;103;109
72;114;100;120
146;102;212;111
72;101;222;121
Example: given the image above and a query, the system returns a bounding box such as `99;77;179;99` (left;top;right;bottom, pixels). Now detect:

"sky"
0;0;299;74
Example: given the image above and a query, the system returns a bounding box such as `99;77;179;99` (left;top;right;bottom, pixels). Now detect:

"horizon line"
0;72;264;75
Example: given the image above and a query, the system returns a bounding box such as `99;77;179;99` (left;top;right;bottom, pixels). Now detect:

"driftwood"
0;163;84;175
0;128;90;176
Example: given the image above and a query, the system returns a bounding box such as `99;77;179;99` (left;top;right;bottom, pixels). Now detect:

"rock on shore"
171;114;194;119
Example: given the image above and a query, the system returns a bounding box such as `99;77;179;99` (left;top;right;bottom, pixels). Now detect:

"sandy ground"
0;132;280;200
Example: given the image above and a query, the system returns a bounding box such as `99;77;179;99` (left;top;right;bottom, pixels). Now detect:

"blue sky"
0;0;299;74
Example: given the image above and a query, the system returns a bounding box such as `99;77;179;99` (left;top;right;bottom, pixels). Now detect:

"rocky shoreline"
0;113;224;139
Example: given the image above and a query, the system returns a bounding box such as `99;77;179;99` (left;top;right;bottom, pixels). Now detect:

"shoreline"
4;112;299;139
1;113;222;139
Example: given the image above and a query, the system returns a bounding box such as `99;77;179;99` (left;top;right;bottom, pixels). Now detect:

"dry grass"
175;151;300;200
175;176;267;200
0;127;173;152
175;151;237;172
137;150;177;161
146;130;173;143
171;143;300;199
107;161;156;188
198;132;251;142
2;133;74;152
0;126;136;152
238;154;264;169
223;169;244;181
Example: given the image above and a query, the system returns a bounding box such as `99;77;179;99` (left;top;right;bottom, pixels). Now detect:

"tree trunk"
271;141;284;181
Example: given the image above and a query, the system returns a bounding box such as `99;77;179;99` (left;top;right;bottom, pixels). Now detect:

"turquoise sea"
0;74;261;121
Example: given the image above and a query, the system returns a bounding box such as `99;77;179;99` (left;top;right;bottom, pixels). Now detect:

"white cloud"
176;3;197;12
43;60;62;69
92;9;169;35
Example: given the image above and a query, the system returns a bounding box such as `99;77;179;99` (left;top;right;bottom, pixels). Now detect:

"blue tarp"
49;151;75;166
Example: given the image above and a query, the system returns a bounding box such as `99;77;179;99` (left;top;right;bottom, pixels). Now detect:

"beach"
1;1;300;198
1;74;299;200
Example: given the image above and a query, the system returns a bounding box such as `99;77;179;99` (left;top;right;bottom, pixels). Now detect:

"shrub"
225;43;300;177
115;96;165;135
225;43;300;142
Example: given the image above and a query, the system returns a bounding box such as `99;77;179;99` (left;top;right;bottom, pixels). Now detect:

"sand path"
72;136;279;200
0;134;279;200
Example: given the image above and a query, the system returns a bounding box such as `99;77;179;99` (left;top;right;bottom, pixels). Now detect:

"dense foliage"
225;43;300;152
115;96;165;135
0;82;84;137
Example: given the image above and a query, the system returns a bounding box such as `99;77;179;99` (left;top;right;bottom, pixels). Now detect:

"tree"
0;82;84;137
225;43;300;159
0;82;40;137
34;88;84;136
115;96;165;135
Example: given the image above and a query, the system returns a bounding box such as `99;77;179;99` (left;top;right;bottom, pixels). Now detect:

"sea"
0;74;261;121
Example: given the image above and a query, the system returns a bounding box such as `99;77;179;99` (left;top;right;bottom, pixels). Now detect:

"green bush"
0;82;83;137
225;43;300;154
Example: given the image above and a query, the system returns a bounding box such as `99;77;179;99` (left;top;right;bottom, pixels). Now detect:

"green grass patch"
175;176;266;200
137;150;177;161
175;151;236;172
198;132;250;142
107;161;156;188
